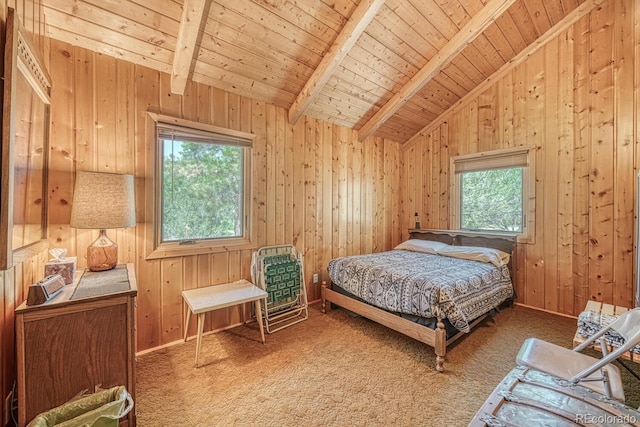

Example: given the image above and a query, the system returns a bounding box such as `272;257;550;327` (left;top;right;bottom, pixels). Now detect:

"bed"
321;229;518;372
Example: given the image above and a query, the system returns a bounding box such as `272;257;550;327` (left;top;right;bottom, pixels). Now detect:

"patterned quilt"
327;250;513;333
577;310;640;354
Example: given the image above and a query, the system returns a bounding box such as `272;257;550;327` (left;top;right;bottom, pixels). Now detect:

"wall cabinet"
15;264;137;426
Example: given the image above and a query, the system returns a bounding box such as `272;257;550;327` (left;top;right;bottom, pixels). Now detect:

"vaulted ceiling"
42;0;600;143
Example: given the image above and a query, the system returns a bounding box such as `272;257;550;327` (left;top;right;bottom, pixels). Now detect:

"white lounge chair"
516;307;640;402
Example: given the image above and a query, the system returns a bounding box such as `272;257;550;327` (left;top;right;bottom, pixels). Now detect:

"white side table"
182;279;267;367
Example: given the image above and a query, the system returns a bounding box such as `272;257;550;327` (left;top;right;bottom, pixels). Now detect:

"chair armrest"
569;344;631;381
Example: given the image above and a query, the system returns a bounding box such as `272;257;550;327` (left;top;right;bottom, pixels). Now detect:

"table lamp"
70;171;136;271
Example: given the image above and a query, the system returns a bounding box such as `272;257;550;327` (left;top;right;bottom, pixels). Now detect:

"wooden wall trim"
1;1;47;424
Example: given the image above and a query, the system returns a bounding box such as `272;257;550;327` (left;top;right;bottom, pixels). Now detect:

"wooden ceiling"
42;0;600;143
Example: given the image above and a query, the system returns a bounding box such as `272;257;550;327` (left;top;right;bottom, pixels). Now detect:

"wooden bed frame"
321;228;518;372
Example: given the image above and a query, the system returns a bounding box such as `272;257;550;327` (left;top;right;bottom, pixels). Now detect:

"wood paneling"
41;0;590;141
2;7;635;419
0;1;47;424
45;39;402;353
401;0;639;316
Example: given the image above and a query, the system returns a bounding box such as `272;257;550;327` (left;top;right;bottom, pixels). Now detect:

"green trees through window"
460;167;523;232
161;140;243;242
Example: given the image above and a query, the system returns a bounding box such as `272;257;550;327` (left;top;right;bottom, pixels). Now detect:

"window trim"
450;146;535;244
146;113;256;259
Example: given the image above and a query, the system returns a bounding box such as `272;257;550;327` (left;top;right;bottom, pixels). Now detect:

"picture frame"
0;7;51;270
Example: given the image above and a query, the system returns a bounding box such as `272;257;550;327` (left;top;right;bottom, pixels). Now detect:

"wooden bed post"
435;321;446;372
321;282;327;313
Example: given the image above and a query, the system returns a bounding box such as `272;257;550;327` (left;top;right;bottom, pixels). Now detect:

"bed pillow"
394;239;449;255
437;245;510;267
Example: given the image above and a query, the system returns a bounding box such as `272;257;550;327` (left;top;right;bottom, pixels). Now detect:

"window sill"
146;238;256;260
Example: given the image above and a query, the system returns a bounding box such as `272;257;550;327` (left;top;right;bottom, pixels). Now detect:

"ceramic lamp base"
87;229;118;271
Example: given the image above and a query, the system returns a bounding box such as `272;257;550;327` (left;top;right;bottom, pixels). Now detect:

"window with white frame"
450;147;535;242
147;114;255;258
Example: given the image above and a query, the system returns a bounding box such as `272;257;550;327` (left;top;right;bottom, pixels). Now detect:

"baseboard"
135;320;248;357
513;302;578;320
136;298;322;357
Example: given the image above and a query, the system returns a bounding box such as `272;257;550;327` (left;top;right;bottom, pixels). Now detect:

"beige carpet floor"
135;304;640;426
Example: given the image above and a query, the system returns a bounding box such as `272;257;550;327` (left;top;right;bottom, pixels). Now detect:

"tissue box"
44;257;77;284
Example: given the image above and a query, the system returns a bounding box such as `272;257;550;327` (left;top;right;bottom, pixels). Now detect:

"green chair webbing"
264;260;301;309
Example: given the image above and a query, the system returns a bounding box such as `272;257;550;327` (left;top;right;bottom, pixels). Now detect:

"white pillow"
394;239;449;255
437;245;510;267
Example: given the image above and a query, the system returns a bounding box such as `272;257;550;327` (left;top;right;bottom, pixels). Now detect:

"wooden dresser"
15;263;137;426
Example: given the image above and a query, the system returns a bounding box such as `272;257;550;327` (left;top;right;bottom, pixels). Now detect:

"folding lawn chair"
251;245;308;333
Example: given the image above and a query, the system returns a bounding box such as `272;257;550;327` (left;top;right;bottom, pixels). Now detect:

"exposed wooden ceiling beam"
357;0;517;141
287;0;385;125
405;0;605;145
171;0;208;95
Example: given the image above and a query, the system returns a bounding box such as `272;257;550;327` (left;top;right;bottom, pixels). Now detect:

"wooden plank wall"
45;39;402;353
0;0;48;423
401;0;638;317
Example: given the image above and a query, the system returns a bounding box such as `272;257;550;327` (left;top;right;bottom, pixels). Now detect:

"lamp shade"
70;171;136;229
